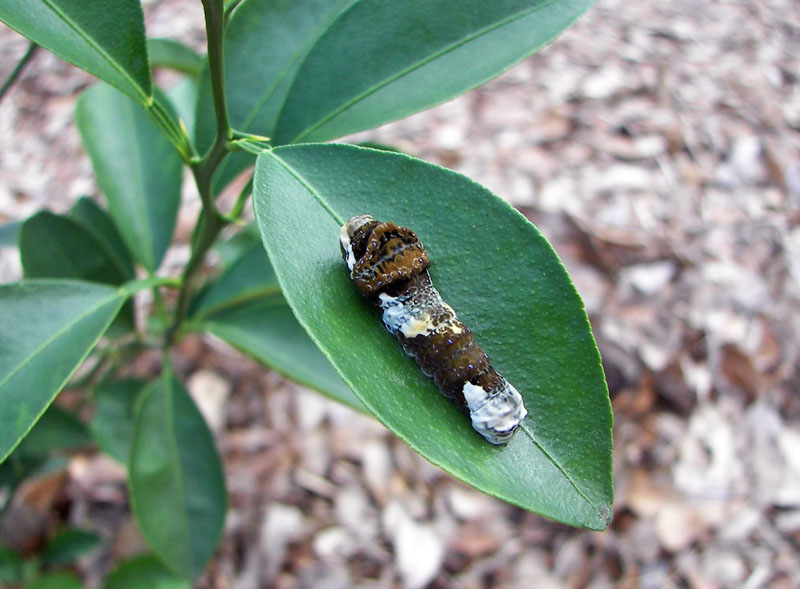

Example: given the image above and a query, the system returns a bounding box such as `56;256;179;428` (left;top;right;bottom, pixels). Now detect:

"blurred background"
1;0;799;587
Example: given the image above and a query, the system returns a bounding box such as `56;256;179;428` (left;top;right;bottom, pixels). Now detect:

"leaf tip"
595;502;613;529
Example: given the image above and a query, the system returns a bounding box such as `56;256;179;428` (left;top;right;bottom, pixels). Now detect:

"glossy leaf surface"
90;379;146;464
20;210;135;332
190;242;361;410
76;83;183;272
69;197;136;280
147;38;203;76
19;404;90;455
42;528;101;566
0;0;151;102
253;144;613;529
0;281;125;463
128;370;226;578
26;573;83;589
273;0;595;143
191;242;279;318
20;212;131;285
0;547;21;583
107;554;191;589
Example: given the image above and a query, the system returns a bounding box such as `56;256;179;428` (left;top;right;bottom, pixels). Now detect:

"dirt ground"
1;0;799;587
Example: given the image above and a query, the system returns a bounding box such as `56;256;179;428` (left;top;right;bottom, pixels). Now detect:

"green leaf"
0;546;22;583
196;0;353;148
89;379;146;464
107;554;190;589
224;0;243;12
0;0;151;103
20;209;135;334
42;528;101;566
26;573;84;589
213;223;262;267
0;219;21;247
196;298;362;411
253;144;613;530
19;404;90;456
191;242;279;318
0;280;127;464
20;212;131;285
146;39;203;76
69;197;135;280
274;0;595;144
189;241;361;410
76;83;183;272
128;369;227;578
194;0;354;190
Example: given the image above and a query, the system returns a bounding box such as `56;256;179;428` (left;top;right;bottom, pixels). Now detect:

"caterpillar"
339;214;527;445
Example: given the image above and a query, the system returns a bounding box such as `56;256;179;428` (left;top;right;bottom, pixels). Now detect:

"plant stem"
199;0;231;160
168;209;224;344
167;0;232;345
152;285;170;325
0;42;38;104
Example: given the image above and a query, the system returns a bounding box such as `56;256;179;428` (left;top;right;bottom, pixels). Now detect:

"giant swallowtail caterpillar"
340;215;527;445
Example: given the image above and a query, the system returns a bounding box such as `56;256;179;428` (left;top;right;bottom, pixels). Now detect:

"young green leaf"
42;528;102;566
195;297;362;411
253;144;613;530
69;197;136;280
273;0;595;144
20;212;131;285
128;369;227;579
194;0;355;191
0;546;22;584
20;210;136;333
146;39;204;77
189;241;362;409
0;280;126;464
0;0;151;103
26;573;84;589
213;223;262;267
90;380;147;464
19;404;91;456
191;242;279;318
107;554;191;589
76;83;183;272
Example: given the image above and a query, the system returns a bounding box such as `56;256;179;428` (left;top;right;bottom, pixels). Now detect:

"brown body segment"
349;222;429;296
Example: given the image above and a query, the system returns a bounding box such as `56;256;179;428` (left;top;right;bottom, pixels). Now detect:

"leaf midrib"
41;0;150;103
0;286;123;391
238;1;357;133
290;0;559;142
163;376;195;574
520;422;604;519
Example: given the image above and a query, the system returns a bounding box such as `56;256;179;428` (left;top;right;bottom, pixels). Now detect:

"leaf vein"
291;0;559;142
40;0;149;103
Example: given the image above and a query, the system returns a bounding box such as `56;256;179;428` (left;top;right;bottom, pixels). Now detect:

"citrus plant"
0;0;612;583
